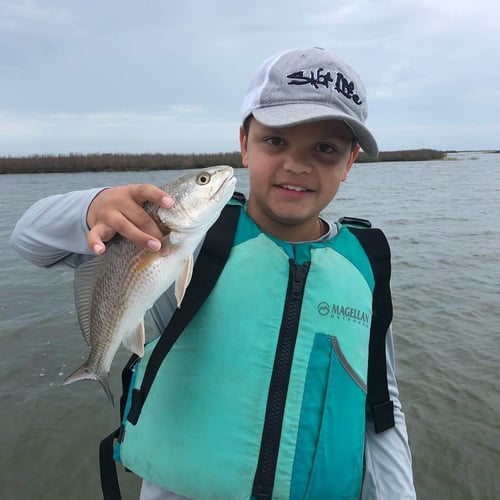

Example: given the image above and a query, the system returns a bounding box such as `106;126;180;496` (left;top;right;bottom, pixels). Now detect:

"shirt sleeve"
361;326;417;500
10;188;106;268
10;186;183;338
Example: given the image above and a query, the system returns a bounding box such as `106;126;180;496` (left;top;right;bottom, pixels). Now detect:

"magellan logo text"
317;302;371;326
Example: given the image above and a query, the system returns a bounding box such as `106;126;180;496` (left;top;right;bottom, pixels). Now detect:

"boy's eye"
265;137;284;146
316;143;336;154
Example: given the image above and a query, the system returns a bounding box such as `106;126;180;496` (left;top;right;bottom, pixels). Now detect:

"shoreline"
0;149;451;174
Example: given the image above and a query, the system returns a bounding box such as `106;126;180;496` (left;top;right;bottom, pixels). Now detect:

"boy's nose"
282;151;312;175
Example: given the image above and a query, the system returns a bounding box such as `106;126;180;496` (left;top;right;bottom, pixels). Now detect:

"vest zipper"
252;259;311;499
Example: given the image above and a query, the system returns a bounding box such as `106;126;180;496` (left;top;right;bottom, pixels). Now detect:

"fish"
64;166;236;407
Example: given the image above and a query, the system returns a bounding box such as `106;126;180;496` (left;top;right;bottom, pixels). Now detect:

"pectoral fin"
122;321;145;357
174;255;194;307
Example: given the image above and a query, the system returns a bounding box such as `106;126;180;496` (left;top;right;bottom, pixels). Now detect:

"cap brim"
253;104;379;159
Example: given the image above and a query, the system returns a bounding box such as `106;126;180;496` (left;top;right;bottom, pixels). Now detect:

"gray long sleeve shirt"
10;189;416;500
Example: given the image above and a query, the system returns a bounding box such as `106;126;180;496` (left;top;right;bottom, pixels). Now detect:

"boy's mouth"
277;184;311;192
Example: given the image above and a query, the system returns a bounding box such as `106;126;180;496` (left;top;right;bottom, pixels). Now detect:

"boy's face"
240;118;360;241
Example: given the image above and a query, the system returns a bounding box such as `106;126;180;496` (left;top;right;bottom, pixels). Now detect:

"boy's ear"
350;144;361;164
343;144;361;181
239;126;249;168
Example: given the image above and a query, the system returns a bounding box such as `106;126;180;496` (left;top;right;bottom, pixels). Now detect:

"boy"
11;47;416;499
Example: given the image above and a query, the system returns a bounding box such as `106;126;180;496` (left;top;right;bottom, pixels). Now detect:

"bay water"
1;152;499;499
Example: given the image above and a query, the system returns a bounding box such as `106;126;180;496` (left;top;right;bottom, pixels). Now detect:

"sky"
1;0;499;156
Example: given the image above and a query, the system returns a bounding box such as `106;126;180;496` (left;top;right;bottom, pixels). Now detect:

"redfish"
64;166;236;406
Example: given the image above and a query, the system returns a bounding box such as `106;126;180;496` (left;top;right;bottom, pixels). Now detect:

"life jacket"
100;193;395;500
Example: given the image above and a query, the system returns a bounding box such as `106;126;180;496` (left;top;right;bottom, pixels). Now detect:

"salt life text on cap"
241;47;378;158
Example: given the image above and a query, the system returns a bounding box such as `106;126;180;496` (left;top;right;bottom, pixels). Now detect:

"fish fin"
122;321;145;357
175;255;194;306
74;256;105;346
63;363;115;408
135;235;173;273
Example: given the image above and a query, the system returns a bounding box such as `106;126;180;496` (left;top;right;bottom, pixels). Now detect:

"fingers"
86;184;174;254
129;183;174;211
87;224;109;255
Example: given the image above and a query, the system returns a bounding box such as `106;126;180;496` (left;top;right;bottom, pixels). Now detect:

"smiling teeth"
281;184;307;192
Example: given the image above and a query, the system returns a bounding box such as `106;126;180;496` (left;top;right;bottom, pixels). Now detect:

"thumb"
87;223;116;255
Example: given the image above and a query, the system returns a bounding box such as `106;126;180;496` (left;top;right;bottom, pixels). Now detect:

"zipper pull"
290;260;310;299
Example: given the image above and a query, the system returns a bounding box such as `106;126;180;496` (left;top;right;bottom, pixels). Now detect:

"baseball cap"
241;47;378;158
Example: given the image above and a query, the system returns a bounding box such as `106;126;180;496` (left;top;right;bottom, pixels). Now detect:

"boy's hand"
86;184;174;255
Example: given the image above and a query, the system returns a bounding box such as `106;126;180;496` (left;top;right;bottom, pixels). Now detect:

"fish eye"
197;172;211;185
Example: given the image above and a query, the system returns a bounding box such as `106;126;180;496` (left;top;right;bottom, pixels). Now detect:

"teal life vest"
100;193;395;500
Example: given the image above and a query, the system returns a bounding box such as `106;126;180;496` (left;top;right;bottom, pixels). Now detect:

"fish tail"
63;364;115;409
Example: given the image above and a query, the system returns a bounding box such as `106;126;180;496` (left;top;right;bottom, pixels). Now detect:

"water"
1;153;499;499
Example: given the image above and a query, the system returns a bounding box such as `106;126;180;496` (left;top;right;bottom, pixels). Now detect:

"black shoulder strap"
100;353;140;500
99;194;244;500
345;223;395;434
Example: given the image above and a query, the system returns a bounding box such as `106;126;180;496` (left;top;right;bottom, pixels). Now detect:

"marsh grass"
0;149;446;174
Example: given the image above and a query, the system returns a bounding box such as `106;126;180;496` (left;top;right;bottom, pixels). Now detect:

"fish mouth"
211;173;236;202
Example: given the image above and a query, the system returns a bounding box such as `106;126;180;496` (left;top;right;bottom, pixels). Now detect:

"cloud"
0;108;240;155
1;0;499;155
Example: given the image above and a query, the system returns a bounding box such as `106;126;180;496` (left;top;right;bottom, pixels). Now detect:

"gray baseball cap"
241;47;378;158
